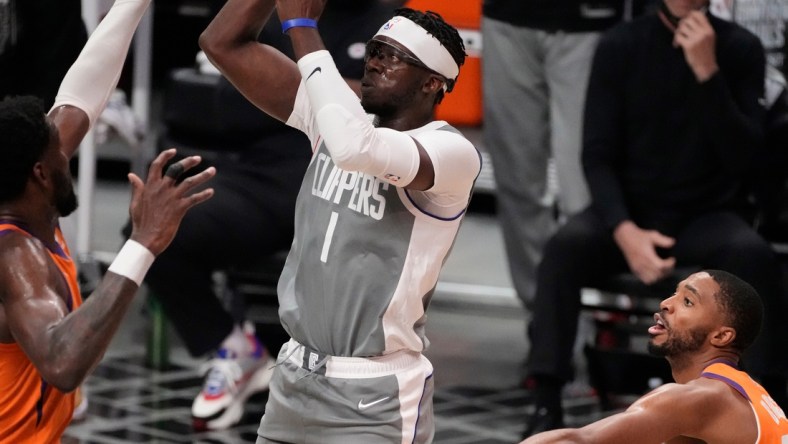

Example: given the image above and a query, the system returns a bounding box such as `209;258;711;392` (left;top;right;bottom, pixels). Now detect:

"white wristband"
108;240;155;286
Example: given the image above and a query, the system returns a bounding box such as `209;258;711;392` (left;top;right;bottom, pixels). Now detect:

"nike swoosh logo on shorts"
307;67;322;80
358;396;390;410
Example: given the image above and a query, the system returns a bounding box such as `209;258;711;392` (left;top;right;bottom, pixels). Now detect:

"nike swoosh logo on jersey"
358;396;390;410
307;67;322;81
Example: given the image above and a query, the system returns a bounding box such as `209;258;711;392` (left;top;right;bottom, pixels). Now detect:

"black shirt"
204;2;396;165
582;11;766;234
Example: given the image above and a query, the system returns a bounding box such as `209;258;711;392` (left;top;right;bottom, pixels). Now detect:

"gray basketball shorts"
256;339;435;444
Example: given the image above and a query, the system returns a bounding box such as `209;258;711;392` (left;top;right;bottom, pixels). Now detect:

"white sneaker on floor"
192;335;275;431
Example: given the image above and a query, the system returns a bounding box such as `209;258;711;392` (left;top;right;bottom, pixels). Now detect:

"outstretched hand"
275;0;327;22
127;149;216;255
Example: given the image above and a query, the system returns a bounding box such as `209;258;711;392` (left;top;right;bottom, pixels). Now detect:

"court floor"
62;347;623;444
59;173;628;443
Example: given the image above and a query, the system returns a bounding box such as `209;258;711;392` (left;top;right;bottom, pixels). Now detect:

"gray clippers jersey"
279;85;480;358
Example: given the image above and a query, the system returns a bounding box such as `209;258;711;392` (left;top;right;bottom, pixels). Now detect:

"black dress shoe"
522;404;564;438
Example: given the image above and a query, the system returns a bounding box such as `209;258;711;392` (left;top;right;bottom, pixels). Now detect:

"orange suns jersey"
701;360;788;443
0;222;83;443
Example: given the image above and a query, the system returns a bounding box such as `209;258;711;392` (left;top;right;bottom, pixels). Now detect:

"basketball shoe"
192;324;275;431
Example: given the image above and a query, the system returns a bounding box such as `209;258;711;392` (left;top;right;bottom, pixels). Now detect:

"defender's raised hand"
127;149;216;256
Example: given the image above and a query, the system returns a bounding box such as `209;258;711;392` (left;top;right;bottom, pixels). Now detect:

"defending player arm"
523;383;725;444
295;50;422;188
51;0;151;129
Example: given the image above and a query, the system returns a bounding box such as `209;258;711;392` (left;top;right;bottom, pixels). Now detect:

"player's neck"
375;100;435;131
0;202;59;245
668;351;740;383
667;355;698;383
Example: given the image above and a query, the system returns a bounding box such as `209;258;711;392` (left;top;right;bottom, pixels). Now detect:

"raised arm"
199;0;302;122
582;29;630;231
49;0;152;158
0;151;215;392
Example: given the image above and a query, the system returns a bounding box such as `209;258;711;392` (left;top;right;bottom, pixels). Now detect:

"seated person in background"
522;0;788;436
522;270;788;443
0;0;215;440
139;0;402;432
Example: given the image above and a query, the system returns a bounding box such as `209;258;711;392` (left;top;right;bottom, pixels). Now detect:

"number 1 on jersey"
320;211;339;263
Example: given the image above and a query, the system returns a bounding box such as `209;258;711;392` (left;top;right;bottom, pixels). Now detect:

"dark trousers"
144;158;304;357
526;208;787;382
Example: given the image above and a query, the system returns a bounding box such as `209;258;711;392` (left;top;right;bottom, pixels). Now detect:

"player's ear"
710;326;736;348
31;161;49;185
422;75;444;95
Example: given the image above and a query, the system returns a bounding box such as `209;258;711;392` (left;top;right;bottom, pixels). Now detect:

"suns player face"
648;272;725;357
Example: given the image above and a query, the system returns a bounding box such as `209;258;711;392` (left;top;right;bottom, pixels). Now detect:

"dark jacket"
582;11;766;234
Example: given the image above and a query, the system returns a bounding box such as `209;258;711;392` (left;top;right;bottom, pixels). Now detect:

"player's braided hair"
0;96;51;203
393;7;466;102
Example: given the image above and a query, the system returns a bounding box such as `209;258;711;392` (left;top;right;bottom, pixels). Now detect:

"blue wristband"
281;18;318;34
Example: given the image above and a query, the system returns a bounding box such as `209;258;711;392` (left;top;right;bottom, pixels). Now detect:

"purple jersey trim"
701;372;750;401
403;189;467;221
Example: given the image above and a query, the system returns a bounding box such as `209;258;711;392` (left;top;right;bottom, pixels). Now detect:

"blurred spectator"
522;0;788;437
480;0;631;312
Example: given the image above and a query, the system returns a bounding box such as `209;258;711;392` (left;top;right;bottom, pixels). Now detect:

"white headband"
374;16;459;81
